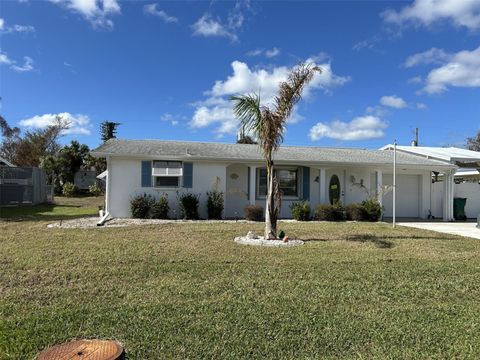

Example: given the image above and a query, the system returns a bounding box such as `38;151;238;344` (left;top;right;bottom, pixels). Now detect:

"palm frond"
274;62;321;122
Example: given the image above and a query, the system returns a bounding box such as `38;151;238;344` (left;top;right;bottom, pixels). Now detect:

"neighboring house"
91;139;456;220
381;145;480;219
74;170;97;190
0;156;14;167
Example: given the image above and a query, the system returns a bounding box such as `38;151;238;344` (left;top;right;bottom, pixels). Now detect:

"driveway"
398;221;480;240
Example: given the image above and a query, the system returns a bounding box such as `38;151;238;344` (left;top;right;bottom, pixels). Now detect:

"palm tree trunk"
264;159;277;239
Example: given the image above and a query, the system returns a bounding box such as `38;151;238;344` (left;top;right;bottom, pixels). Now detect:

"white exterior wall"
382;170;432;219
108;157;227;218
107;156;441;220
432;181;480;219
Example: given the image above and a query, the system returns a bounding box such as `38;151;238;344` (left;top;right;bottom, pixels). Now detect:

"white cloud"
265;47;280;58
352;36;381;52
143;4;178;23
421;46;480;94
247;47;280;58
160;113;184;126
0;51;12;65
407;76;423;84
190;59;350;136
382;0;480;31
192;14;237;41
404;48;451;67
11;56;34;72
416;102;428;109
0;18;35;34
0;51;35;72
380;95;407;109
309;115;387;141
50;0;121;30
19;112;92;135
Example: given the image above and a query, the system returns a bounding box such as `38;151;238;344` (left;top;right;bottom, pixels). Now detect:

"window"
152;161;182;187
152;161;183;176
257;168;299;197
155;176;180;187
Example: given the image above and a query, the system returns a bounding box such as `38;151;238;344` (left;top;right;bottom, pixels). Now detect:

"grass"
0;196;103;221
1;200;480;359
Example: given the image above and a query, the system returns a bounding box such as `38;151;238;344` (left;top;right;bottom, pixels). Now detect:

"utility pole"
393;140;397;228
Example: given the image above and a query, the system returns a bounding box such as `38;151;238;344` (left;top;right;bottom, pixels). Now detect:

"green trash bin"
453;198;467;220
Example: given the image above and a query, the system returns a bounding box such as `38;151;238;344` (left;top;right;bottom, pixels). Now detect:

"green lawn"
0;196;103;221
1;202;480;359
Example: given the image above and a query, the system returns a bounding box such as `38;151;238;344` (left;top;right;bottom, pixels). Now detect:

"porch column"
249;165;256;205
319;168;326;204
376;170;383;208
443;169;455;221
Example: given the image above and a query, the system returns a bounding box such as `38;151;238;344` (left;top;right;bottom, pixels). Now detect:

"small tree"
467;130;480;151
0;115;67;166
231;62;320;239
101;121;120;142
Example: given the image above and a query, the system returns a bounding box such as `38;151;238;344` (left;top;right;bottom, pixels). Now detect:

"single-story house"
91;139;459;220
381;145;480;219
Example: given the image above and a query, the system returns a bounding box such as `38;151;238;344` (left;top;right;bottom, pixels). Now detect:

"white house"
91;139;457;220
381;145;480;219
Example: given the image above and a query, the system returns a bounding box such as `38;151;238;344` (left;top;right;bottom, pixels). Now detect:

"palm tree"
231;62;321;239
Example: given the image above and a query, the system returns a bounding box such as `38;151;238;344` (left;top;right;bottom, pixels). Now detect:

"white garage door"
383;174;420;218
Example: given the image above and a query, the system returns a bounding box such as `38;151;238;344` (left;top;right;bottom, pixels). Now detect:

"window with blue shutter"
183;162;193;188
302;166;310;200
141;161;152;187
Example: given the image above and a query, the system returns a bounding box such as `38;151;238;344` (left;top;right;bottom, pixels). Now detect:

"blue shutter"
302;166;310;200
183;162;193;188
141;161;152;187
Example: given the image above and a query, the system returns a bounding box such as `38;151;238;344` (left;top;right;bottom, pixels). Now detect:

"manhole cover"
38;339;124;360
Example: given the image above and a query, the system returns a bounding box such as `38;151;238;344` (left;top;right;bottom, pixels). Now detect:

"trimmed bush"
345;203;367;221
88;183;102;197
62;182;77;197
361;198;382;222
151;194;170;219
315;203;345;221
244;205;263;221
289;201;311;221
130;194;155;219
178;192;200;220
207;190;224;220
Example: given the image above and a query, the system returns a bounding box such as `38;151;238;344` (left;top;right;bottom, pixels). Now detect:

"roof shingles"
91;139;454;168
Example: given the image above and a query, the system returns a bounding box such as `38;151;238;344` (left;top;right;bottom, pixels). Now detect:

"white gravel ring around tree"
234;236;304;247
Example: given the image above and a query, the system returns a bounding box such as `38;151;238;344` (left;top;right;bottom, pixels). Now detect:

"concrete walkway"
398;221;480;240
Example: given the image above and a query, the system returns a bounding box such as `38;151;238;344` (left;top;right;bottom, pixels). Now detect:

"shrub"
361;198;382;222
88;183;102;197
207;190;224;219
130;194;155;219
62;182;77;197
289;201;311;221
244;205;263;221
345;203;367;221
151;194;170;219
314;203;345;221
178;192;200;220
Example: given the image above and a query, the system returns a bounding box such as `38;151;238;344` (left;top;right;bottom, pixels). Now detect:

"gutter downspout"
97;212;110;226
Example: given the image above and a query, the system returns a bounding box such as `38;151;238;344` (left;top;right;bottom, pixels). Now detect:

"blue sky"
1;0;479;150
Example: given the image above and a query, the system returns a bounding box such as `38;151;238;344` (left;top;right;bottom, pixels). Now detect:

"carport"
381;145;480;222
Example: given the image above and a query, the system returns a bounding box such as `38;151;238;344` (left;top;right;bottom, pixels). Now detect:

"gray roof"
91;139;455;168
